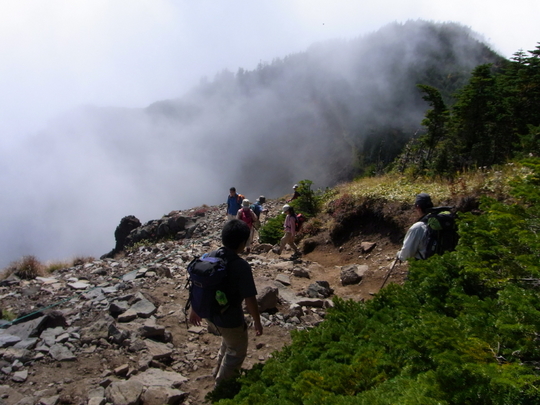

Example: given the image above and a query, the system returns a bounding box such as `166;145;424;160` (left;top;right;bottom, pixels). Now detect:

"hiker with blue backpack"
397;193;458;261
226;187;244;220
187;219;263;385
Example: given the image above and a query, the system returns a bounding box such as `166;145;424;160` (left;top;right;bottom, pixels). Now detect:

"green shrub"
259;214;285;245
212;158;540;404
290;179;322;218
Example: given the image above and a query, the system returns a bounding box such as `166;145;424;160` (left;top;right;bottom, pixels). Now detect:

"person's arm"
397;222;425;261
244;296;263;336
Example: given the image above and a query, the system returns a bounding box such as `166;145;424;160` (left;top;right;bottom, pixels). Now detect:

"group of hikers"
189;189;456;388
226;186;301;257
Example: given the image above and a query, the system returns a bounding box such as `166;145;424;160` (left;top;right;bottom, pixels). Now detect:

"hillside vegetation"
211;160;540;404
207;40;540;404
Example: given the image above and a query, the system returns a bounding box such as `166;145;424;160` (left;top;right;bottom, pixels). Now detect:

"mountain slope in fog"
0;20;503;267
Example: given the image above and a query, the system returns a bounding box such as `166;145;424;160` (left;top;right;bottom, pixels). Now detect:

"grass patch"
2;255;45;280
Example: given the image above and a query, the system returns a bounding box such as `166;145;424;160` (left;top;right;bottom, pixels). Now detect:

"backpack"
236;194;245;205
421;207;459;259
295;213;306;232
185;249;235;319
239;208;254;228
251;203;262;219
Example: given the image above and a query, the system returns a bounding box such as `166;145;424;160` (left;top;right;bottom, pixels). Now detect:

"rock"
257;287;279;312
144;339;173;361
360;241;377;253
306;281;334;298
12;369;28;383
109;300;130;317
117;309;138;323
275;274;291;286
130;298;157;318
49;344;76;361
0;334;21;348
105;380;144;405
67;281;91;290
114;364;130;377
295;298;328;308
292;267;310;278
141;387;188;405
3;315;48;340
340;264;365;286
129;368;188;388
139;319;166;339
13;337;38;350
87;386;106;405
38;395;60;405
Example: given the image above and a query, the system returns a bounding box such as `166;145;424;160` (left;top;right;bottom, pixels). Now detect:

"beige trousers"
208;321;249;384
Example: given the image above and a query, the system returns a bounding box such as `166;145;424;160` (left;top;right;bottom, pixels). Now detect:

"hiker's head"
242;199;250;209
283;204;295;216
222;219;250;251
293;184;298;190
229;187;236;196
258;196;266;204
414;193;433;213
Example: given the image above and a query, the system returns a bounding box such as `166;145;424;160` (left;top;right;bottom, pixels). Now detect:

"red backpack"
239;209;254;227
295;213;306;232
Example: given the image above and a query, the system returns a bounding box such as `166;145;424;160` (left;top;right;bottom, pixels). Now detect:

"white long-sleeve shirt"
397;221;428;261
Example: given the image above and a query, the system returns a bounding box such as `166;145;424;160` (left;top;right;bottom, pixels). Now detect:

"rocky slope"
0;198;406;405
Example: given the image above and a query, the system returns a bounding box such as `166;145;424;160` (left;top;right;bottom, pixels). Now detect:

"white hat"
293;184;298;189
282;204;290;213
242;199;250;207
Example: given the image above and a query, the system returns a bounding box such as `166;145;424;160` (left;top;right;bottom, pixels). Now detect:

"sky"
0;0;539;267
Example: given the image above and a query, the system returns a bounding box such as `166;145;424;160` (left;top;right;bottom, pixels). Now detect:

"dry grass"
337;163;532;206
2;255;45;280
44;260;72;273
72;256;96;266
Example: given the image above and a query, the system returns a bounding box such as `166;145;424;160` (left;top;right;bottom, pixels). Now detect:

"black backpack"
421;207;459;259
185;249;236;320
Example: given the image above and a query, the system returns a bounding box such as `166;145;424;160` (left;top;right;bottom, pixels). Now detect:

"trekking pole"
380;258;399;290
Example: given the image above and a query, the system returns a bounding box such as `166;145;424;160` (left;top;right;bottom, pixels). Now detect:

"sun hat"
282;204;290;213
242;199;250;208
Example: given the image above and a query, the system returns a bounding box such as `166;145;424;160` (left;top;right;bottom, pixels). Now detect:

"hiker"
275;204;301;258
236;199;257;253
188;219;263;384
251;196;268;220
226;187;243;221
287;184;301;203
396;193;433;261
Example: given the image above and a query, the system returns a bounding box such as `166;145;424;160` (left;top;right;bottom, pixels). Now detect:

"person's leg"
214;323;249;384
246;227;254;252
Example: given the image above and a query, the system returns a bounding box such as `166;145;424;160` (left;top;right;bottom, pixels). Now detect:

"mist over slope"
0;20;503;268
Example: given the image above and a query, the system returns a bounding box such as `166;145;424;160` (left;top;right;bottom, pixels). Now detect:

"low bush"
212;159;540;404
259;214;286;245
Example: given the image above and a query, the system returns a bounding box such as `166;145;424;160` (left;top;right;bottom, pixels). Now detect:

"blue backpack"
251;203;262;219
185;249;235;319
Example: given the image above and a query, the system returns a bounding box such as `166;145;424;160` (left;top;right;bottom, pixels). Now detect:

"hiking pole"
380;258;399;290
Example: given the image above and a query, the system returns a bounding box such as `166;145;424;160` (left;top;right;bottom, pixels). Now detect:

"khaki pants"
279;232;299;254
208;321;248;384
